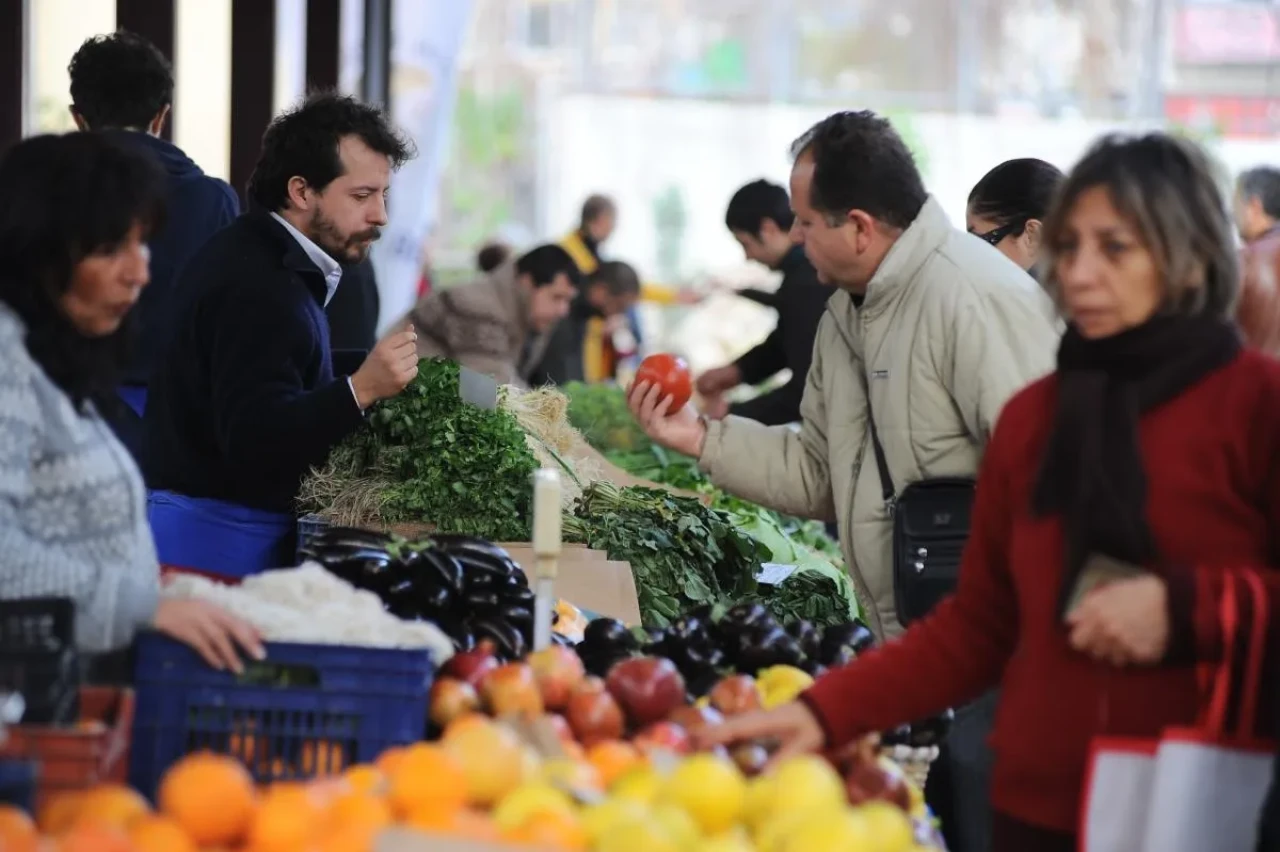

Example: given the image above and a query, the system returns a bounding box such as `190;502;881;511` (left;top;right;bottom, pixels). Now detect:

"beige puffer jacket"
699;197;1060;639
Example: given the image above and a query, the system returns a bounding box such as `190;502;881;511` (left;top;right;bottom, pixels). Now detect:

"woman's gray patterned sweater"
0;303;159;652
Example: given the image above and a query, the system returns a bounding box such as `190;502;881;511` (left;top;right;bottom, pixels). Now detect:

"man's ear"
1023;219;1043;252
148;104;171;136
69;107;89;132
285;176;312;212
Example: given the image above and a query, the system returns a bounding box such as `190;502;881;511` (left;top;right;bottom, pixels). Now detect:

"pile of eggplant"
574;602;877;697
299;527;546;660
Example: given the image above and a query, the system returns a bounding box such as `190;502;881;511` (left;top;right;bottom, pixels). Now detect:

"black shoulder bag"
865;400;976;625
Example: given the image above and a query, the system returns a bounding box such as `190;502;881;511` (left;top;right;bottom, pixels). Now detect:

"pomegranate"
480;662;544;718
633;721;692;757
709;675;762;716
605;656;687;728
667;704;725;735
441;640;500;687
565;687;625;746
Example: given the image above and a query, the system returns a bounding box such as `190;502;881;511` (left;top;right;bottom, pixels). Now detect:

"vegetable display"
562;482;762;627
299;526;555;660
633;353;693;412
299;359;538;541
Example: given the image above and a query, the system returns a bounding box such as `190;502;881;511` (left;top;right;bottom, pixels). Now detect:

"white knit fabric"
0;303;159;652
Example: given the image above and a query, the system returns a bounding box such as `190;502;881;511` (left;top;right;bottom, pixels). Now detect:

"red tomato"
635;353;692;412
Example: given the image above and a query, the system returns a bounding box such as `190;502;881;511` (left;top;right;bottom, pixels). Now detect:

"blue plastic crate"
0;759;37;814
295;514;332;564
128;632;433;800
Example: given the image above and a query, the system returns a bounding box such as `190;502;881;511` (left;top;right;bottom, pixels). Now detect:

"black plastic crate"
0;599;80;725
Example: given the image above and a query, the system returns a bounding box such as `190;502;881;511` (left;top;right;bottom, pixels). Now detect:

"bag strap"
864;379;896;511
1205;569;1270;738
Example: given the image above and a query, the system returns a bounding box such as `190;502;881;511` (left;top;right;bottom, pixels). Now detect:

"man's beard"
308;207;382;266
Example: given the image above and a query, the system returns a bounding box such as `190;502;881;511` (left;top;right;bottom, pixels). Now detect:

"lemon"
857;801;915;852
757;755;846;825
754;809;816;852
492;783;575;832
611;765;663;804
582;798;648;843
781;810;874;852
741;775;776;832
756;667;814;709
697;827;757;852
652;803;702;850
660;755;747;836
596;815;683;852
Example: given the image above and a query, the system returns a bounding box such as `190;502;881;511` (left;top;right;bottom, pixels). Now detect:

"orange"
317;822;381;852
37;792;84;835
587;741;645;789
503;809;589;852
54;820;134;852
326;790;391;834
406;806;499;842
373;747;406;776
158;751;257;848
128;814;197;852
74;784;151;829
385;743;468;819
0;805;37;850
441;718;531;807
246;783;323;852
342;764;385;797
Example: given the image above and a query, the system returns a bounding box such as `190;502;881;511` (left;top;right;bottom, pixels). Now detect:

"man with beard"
529;259;642;385
144;93;417;579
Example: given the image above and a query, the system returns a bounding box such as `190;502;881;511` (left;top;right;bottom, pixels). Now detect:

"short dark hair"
516;244;582;289
477;241;512;273
968;158;1065;234
580;194;616;229
1238;166;1280;220
790;111;927;230
247;92;414;212
1043;133;1238;320
0;133;166;410
68;31;173;130
725;180;795;237
588;260;641;297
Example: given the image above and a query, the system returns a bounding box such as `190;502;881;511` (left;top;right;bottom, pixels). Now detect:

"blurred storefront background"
17;0;1280;349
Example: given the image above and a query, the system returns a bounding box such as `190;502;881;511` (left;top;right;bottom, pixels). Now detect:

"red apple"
527;645;586;711
545;713;576;744
633;721;692;757
480;662;545;718
441;639;501;687
430;677;480;728
709;675;762;716
565;687;625;746
605;657;687;728
574;676;607;696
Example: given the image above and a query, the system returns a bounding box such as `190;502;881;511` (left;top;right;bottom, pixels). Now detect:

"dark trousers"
926;689;999;852
1259;754;1280;851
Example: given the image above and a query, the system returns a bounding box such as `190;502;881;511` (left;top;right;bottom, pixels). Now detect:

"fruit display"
300;527;577;659
0;715;944;852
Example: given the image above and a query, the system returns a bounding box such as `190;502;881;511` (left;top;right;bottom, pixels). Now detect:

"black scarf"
1033;315;1241;612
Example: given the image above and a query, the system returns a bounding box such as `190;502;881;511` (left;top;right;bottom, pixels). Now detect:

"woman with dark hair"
967;157;1065;274
703;132;1280;851
0;133;261;671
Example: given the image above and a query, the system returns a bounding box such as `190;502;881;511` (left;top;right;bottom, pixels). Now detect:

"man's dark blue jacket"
143;211;366;512
108;131;239;386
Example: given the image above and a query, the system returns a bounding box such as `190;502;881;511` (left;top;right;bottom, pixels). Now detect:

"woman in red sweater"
702;133;1280;850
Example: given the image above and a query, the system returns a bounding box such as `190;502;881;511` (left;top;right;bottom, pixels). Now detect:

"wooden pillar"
362;0;391;109
116;0;177;140
0;0;27;153
229;0;276;206
305;0;341;93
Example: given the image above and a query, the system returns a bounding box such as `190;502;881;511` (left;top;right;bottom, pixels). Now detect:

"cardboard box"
500;544;641;626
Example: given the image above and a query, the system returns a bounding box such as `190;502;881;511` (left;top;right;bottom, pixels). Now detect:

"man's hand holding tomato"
627;353;707;457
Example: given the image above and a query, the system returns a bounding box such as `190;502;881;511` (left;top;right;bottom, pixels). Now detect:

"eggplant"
416;549;465;595
432;534;511;554
500;604;533;628
735;627;802;672
880;724;913;747
420;583;455;613
327;554;396;591
471;617;527;660
582;618;639;653
907;709;955;748
721;602;774;632
818;621;876;665
502;586;535;607
465;590;501;611
786;619;822;662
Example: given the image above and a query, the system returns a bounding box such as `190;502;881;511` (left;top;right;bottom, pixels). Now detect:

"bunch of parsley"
338;359;538;540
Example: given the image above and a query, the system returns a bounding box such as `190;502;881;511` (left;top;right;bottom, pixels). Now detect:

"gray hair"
1042;133;1239;319
1238;166;1280;220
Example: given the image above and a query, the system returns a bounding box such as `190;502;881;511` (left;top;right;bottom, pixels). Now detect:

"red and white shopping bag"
1081;570;1274;852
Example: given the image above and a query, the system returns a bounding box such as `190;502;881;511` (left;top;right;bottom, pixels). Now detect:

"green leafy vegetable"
563;381;653;453
300;359;537;540
563;482;762;627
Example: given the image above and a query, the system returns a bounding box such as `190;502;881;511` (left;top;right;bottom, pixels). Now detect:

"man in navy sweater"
68;31;240;461
144;94;418;577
